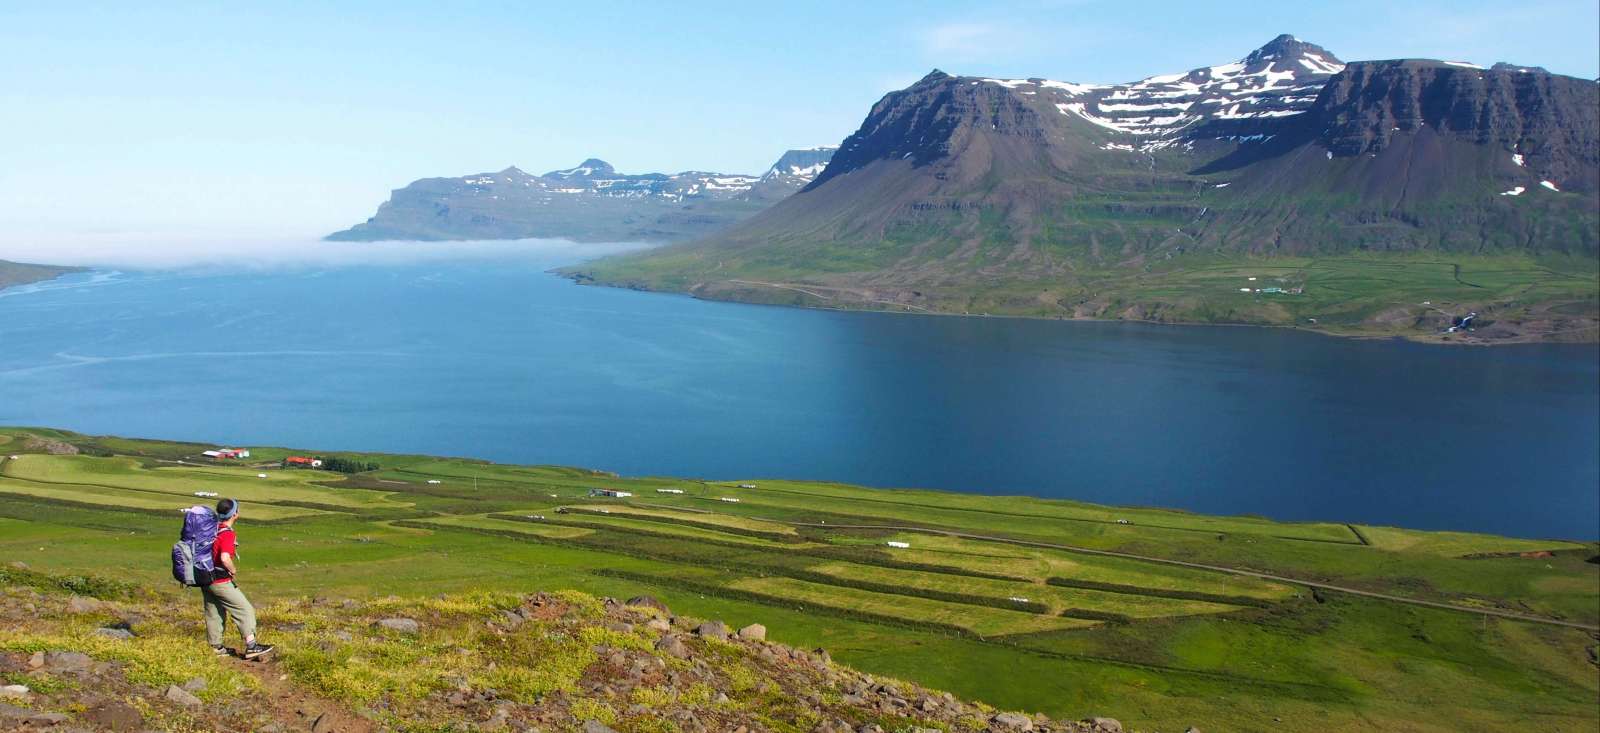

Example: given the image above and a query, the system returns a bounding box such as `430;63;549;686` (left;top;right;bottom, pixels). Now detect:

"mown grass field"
0;427;1595;732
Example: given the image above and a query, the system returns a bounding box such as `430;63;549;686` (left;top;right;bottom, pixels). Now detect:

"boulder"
645;617;671;633
0;702;67;726
43;651;92;673
693;620;728;640
375;618;420;634
84;700;143;732
26;652;43;669
311;712;338;733
626;595;671;616
65;596;104;614
92;627;135;640
655;635;691;659
0;685;26;699
991;711;1034;731
165;684;203;707
736;623;766;641
582;720;619;733
1088;717;1124;732
181;677;207;692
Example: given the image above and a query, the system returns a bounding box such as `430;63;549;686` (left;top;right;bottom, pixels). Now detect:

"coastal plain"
1;427;1596;731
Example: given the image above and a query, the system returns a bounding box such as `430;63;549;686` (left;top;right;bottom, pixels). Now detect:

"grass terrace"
0;427;1594;733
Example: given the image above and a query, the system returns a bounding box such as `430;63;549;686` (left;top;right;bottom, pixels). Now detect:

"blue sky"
2;1;1596;252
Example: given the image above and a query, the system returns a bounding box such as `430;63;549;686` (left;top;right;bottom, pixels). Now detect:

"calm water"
1;253;1596;539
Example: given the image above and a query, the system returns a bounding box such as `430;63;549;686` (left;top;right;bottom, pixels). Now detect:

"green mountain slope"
569;38;1600;342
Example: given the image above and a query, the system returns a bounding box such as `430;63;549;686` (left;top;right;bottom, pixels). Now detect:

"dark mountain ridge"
571;36;1599;342
326;147;836;243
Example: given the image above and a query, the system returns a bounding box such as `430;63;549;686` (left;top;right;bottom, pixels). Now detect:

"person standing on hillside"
203;498;274;659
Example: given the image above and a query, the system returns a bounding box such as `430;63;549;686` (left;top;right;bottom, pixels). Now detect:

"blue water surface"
1;254;1595;539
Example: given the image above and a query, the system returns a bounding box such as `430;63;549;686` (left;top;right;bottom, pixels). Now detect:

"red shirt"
211;527;237;585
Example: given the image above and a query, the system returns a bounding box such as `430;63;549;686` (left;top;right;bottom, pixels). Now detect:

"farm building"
886;541;910;549
284;456;323;468
204;448;250;459
588;488;633;498
656;488;685;494
718;497;741;503
737;483;757;489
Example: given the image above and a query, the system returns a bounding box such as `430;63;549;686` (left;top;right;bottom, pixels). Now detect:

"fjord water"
2;253;1595;539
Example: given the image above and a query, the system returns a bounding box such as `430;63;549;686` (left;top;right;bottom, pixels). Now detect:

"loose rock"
65;596;104;614
165;684;203;707
626;595;671;616
43;651;92;673
992;711;1034;730
84;700;143;732
737;623;766;641
656;635;691;659
0;702;67;726
375;617;420;634
693;620;728;640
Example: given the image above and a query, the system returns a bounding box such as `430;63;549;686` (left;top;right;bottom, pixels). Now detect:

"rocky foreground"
0;567;1158;733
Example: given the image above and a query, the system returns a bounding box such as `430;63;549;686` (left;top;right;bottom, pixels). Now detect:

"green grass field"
0;427;1594;732
578;251;1599;342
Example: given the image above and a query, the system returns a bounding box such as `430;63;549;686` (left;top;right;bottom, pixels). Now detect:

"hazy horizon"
3;1;1597;257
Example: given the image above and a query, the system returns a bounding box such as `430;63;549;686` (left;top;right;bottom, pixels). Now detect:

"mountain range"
326;147;836;243
570;35;1599;341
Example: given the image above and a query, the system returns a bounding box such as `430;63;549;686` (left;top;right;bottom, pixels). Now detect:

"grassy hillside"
0;260;80;291
1;427;1596;732
570;250;1599;344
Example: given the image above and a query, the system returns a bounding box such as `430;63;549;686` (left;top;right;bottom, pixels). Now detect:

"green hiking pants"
201;580;257;647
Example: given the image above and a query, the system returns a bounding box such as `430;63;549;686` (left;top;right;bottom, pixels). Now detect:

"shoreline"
10;420;1595;543
0;260;85;292
559;272;1600;347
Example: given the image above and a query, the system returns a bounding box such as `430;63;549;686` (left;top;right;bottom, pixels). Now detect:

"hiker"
202;498;273;659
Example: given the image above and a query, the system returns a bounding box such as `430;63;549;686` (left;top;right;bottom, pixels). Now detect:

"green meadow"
0;427;1595;732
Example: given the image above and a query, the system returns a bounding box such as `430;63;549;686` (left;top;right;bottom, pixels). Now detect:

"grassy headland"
0;259;81;291
0;427;1595;731
564;252;1600;344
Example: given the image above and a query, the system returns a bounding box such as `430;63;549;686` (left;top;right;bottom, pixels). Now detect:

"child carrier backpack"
171;505;219;586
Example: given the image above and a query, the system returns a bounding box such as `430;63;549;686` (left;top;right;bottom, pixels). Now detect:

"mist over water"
0;236;649;271
1;254;1596;540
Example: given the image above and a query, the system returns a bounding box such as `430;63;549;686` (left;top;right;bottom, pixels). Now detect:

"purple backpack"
171;505;219;586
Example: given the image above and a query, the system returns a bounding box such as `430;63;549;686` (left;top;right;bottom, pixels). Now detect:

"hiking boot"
212;645;230;656
242;643;275;660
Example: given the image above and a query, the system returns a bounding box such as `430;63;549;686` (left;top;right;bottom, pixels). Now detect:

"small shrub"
629;685;675;708
0;567;134;600
579;626;653;653
553;590;605;619
569;698;616;725
0;624;256;701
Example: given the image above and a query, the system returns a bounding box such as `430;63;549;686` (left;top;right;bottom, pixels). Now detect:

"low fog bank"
0;236;654;272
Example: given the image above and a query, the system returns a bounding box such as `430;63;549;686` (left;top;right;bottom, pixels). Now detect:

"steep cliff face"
1310;60;1598;192
609;37;1597;265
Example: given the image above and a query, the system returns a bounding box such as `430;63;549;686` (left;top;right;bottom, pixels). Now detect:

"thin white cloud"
916;21;1032;64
